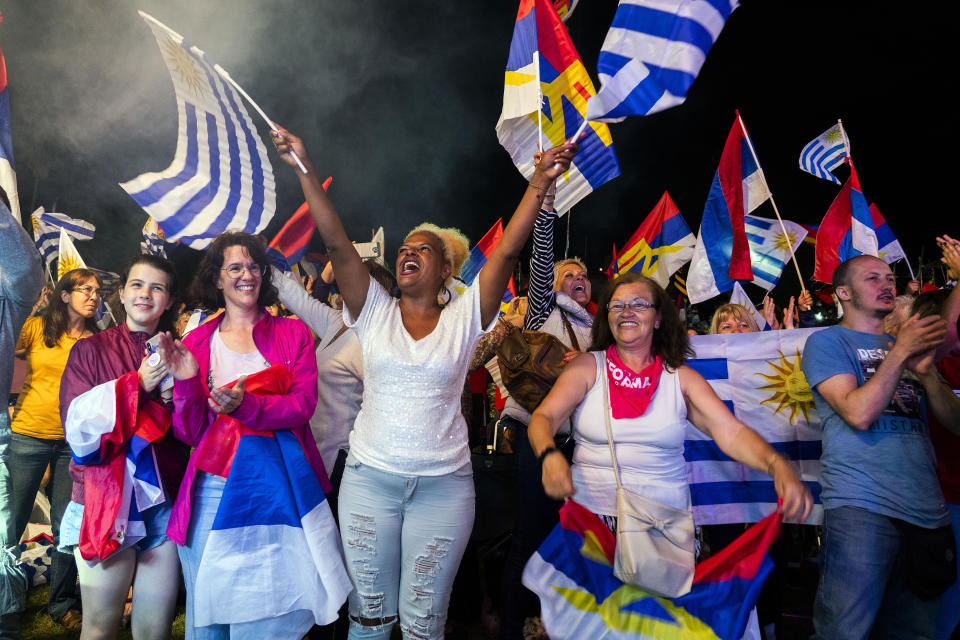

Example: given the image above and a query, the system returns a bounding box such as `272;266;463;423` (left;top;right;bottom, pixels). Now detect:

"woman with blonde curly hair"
270;124;579;640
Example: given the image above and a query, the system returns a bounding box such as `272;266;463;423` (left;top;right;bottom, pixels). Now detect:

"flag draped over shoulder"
119;12;276;250
454;219;517;309
798;124;847;184
687;113;769;303
586;0;739;123
0;37;21;224
686;330;824;525
812;159;884;283
743;215;807;291
497;0;620;214
610;191;695;287
523;499;779;640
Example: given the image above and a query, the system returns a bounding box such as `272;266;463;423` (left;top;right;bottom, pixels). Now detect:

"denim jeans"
338;453;475;640
813;506;940;640
5;433;78;621
936;503;960;639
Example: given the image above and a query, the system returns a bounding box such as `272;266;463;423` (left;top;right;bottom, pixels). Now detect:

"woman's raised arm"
478;142;578;327
271;126;370;320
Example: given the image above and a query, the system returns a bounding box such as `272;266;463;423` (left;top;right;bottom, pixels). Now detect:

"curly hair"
118;254;181;334
42;268;102;348
589;273;692;370
188;231;278;311
708;304;759;334
404;223;470;285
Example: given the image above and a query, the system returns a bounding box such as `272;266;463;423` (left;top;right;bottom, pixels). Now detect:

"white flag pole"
837;118;851;158
736;112;807;294
552;112;591;170
535;55;544;152
214;66;309;175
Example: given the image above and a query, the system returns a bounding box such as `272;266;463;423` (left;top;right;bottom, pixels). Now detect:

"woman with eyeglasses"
6;268;100;630
525;274;813;634
156;231;350;639
58;254;189;639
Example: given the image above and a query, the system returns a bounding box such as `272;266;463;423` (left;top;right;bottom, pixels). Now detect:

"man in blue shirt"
802;255;960;639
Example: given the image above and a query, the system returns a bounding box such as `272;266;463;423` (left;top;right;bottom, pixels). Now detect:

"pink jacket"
166;311;328;541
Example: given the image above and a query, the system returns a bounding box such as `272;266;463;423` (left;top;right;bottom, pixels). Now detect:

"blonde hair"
553;258;588;291
709;304;759;334
405;223;470;287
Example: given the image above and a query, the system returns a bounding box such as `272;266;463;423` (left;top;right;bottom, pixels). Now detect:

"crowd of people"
1;134;959;640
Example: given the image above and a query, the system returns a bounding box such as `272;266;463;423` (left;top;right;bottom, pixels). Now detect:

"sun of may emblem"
58;254;84;279
161;36;207;98
771;231;797;253
755;349;814;424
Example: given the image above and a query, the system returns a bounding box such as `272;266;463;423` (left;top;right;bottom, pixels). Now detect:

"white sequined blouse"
343;276;493;475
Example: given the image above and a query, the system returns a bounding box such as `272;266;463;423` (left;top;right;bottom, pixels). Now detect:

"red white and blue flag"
168;366;350;628
812;160;905;283
455;218;517;309
687;113;770;303
497;0;620;214
523;499;779;639
266;176;332;271
608;191;695;287
64;372;170;562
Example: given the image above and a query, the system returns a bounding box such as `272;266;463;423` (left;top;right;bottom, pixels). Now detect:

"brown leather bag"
495;311;580;413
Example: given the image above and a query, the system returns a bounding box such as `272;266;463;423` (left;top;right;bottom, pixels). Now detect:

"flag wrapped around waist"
64;371;171;562
523;499;779;639
168;364;350;627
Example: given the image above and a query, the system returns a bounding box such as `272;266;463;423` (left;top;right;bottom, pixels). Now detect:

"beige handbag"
601;357;696;598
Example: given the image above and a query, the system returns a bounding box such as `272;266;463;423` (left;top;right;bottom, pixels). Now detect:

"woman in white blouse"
272;126;578;640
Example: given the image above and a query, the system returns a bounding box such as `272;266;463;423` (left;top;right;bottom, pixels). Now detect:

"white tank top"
571;351;691;517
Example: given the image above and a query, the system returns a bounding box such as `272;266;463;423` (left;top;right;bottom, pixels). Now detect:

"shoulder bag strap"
600;352;623;491
559;309;581;352
322;322;350;350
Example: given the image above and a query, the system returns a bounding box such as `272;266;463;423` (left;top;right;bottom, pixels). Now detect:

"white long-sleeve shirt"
274;270;362;472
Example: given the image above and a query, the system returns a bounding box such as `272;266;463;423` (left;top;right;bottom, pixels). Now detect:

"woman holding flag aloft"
156;231;351;639
58;255;187;639
270;125;578;640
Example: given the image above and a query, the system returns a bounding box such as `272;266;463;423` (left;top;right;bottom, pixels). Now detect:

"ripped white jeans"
338;453;475;640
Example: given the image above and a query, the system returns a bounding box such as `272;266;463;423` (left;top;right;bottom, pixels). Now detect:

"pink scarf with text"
605;345;664;419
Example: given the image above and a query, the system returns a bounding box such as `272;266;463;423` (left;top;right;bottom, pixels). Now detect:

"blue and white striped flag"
119;12;276;250
744;214;807;291
798;123;848;184
585;0;739;123
140;217;168;258
39;211;96;241
30;208;59;270
686;329;824;525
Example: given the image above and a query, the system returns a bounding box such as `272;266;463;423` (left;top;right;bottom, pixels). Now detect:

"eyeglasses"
221;263;262;278
72;285;102;299
607;299;656;314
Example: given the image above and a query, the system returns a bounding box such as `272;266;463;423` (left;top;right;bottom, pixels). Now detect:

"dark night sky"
1;1;954;305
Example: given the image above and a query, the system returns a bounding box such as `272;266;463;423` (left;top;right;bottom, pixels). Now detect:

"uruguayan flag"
30;208;59;270
799;124;848;184
140;217;167;258
686;329;824;525
744;215;807;291
120;12;276;250
585;0;739;123
38;211;95;241
729;281;767;330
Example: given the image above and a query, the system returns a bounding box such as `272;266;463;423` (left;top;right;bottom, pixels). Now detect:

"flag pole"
736;112;807;294
535;55;544;152
214;66;309;175
837;119;851;157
